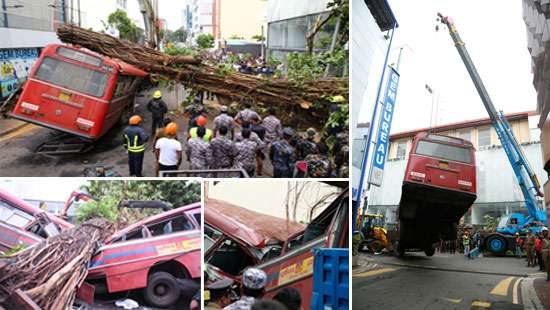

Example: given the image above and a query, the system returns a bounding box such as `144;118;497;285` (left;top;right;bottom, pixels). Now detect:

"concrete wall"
219;0;266;40
266;0;329;23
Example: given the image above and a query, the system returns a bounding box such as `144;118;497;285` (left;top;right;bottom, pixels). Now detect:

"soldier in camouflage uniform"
335;131;349;177
186;126;212;170
270;128;297;178
235;102;262;126
213;105;235;139
223;268;267;310
262;107;282;144
209;126;234;169
296;128;318;159
233;129;260;176
304;143;336;178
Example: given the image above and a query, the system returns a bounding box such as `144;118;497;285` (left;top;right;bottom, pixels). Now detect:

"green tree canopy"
196;33;215;49
106;9;142;43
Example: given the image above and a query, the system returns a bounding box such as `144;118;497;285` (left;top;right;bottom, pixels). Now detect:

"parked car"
204;186;348;309
0;188;72;253
80;202;202;308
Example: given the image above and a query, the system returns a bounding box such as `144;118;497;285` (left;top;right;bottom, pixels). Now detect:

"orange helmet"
196;116;207;126
129;115;142;125
165;122;178;135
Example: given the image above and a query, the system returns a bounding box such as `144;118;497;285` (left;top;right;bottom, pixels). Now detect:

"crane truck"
437;13;547;256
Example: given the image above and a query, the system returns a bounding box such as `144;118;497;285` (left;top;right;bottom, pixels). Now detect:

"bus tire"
143;271;181;307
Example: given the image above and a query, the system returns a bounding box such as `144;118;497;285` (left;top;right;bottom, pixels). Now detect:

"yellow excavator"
360;214;390;253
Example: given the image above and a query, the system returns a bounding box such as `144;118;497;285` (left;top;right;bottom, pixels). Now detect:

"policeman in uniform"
235;102;262;126
122;115;149;177
147;90;168;135
186;126;212;170
233;129;260;177
261;107;282;144
269;127;297;178
205;278;235;310
304;143;336;178
224;268;267;310
184;97;207;128
209;126;234;169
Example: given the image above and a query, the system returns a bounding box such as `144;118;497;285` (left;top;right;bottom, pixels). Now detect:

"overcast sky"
158;0;186;31
360;0;536;133
0;179;86;202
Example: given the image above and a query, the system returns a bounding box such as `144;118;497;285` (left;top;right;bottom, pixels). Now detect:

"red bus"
396;132;477;256
9;44;147;141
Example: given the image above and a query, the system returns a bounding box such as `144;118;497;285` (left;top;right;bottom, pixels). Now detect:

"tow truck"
438;13;547;255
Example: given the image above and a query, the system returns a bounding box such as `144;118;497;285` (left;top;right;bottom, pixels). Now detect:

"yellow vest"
189;127;212;142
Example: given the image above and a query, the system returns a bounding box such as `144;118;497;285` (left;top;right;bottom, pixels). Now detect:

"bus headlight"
410;171;426;181
21;102;39;115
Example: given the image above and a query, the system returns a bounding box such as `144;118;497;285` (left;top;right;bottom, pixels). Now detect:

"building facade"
218;0;267;41
366;112;547;226
350;0;397;204
522;1;550;218
266;0;336;62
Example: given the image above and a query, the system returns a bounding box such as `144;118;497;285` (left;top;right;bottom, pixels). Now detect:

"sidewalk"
0;118;27;137
533;276;550;309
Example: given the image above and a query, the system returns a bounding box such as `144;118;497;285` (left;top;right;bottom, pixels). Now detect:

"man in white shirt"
154;122;182;174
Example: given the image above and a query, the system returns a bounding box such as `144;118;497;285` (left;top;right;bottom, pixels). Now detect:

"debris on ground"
0;218;116;310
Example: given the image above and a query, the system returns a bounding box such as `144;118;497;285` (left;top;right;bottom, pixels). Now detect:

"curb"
0;123;28;137
379;261;529;277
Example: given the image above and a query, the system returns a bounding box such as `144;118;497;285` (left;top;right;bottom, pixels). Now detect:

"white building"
80;0;145;32
189;0;214;40
350;0;398;205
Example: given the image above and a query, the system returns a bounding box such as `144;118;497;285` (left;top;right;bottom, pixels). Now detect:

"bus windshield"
34;56;109;98
415;140;472;163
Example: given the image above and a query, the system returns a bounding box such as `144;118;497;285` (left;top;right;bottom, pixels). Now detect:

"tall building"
523;1;550;218
80;0;145;32
189;0;214;40
218;0;267;41
350;0;398;206
366;111;546;226
0;0;84;99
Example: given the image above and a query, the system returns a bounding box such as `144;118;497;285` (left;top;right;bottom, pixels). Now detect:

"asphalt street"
353;252;546;309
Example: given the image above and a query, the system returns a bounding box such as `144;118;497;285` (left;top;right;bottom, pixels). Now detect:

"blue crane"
438;13;547;255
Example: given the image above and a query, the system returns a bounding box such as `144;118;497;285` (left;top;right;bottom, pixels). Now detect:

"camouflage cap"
282;127;295;137
242;268;267;289
306;127;317;137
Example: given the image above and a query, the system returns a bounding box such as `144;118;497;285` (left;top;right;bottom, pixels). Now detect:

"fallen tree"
56;25;348;124
0;218;116;310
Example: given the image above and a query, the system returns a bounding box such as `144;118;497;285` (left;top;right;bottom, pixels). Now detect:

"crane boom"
438;13;546;225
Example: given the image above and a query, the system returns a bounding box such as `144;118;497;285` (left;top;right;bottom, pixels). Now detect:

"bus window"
34;57;109;98
415;140;472;163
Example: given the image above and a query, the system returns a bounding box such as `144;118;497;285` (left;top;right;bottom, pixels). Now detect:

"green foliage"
252;34;266;42
1;244;27;257
483;214;499;231
286;48;348;82
229;34;244;40
165;46;197;57
106;9;142;43
165;27;188;43
196;33;215;49
75;197;118;223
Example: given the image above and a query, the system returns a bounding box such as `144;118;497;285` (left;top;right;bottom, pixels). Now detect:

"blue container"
311;248;349;310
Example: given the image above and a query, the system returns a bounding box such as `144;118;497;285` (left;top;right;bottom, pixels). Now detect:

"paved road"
0;94;275;177
353;252;545;309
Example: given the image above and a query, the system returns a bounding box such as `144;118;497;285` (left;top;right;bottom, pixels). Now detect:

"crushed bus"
396;132;477;256
8;44;147;153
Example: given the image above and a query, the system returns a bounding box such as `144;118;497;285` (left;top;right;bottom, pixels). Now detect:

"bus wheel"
143;271;181;307
486;235;507;256
424;245;435;257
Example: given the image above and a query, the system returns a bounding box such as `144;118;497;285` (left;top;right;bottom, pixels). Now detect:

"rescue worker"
154;122;183;173
269;127;297;178
205;278;235;310
224;268;267;310
186;126;212;170
304;143;336;178
261;107;282;144
147;90;168;135
213;105;235;139
189;116;213;142
526;230;536;267
233;128;260;177
122;115;149;177
296;128;318;159
541;227;550;281
235;102;262;126
184;97;206;128
209;126;234;169
515;233;523;258
250;119;266;176
335;131;349;177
